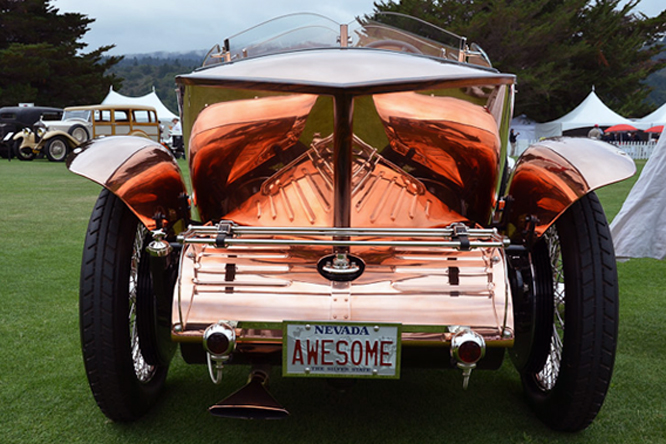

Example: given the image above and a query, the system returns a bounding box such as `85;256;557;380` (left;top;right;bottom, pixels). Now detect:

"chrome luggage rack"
177;221;510;250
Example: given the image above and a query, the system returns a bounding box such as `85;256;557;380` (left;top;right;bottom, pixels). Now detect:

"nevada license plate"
283;321;401;378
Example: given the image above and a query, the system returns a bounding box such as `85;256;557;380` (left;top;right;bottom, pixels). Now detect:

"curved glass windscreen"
220;13;340;62
351;12;466;61
202;12;490;67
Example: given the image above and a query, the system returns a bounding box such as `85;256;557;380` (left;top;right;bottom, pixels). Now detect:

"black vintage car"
0;106;63;159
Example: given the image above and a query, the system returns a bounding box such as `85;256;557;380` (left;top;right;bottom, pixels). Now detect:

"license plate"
283;321;401;378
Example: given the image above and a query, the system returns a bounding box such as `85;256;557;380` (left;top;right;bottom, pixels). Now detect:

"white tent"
535;88;639;139
610;129;666;260
102;86;178;124
510;114;536;140
509;114;537;156
636;102;666;129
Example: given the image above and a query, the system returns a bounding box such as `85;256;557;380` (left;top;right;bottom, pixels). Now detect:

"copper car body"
68;12;634;427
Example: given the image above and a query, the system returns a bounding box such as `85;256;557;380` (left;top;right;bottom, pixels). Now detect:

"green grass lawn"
0;158;664;443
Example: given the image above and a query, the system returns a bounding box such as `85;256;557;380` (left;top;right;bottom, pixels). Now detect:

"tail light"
203;322;236;357
450;328;486;389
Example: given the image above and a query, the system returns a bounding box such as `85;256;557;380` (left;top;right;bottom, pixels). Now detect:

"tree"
374;0;666;121
0;0;122;107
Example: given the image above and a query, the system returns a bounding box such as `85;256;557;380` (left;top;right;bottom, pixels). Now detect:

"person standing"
170;117;184;158
509;128;519;156
588;124;603;139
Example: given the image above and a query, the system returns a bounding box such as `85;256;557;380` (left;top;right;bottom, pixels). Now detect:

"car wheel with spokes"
68;124;90;143
45;136;69;162
79;188;169;421
15;141;34;161
520;192;618;432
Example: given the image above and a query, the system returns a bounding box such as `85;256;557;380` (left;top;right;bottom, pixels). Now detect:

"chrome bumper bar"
177;222;510;249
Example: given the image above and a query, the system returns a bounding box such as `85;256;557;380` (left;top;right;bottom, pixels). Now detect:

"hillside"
646;37;666;107
647;69;666;106
108;51;204;114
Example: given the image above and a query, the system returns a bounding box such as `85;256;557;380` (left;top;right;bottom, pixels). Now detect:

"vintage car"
16;104;161;162
0;105;62;159
67;13;635;431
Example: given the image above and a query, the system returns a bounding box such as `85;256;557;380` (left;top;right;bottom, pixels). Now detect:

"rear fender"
504;137;634;243
67;136;190;233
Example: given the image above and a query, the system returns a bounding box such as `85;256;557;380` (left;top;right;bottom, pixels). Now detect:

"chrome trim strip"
184;237;507;248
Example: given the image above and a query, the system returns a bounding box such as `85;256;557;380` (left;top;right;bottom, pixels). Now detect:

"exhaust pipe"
209;369;289;420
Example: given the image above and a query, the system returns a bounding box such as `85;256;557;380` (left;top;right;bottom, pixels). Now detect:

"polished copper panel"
223;134;463;228
506;137;635;242
373;91;502;225
67;136;189;231
171;44;518;355
172;241;513;346
188;94;317;223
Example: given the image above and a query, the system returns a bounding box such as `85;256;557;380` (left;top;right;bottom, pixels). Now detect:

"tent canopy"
102;86;178;124
535;88;641;139
611;132;666;260
637;102;666;128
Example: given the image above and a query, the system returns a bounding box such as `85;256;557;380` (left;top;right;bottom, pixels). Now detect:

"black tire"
15;140;34;161
45;136;69;162
80;188;168;421
520;192;618;431
68;124;90;143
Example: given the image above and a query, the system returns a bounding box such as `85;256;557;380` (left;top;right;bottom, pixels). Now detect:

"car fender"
41;130;80;148
13;129;30;141
13;129;35;148
504;137;635;243
67;136;190;232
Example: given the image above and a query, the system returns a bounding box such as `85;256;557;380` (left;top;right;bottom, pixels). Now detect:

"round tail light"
451;329;486;365
203;322;236;357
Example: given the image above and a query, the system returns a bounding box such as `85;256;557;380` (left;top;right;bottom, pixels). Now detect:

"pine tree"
0;0;122;107
373;0;666;121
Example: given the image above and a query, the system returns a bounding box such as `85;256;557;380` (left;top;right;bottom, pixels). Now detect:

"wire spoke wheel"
128;225;156;383
534;228;564;391
520;192;619;432
79;189;168;421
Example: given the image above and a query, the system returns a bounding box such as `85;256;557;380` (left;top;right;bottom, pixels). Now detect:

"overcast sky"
52;0;378;55
51;0;665;56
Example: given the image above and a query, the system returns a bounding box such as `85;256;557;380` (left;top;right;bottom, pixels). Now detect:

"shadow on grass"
98;357;571;444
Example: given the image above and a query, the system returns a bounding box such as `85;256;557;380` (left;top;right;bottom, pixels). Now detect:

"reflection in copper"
333;94;354;232
67;136;188;231
224;134;461;228
172;241;513;346
188;94;317;222
506;138;635;242
373;91;502;225
174;83;515;354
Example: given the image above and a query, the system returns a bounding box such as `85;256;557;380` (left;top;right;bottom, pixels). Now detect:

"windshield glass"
202;12;489;67
351;12;465;61
63;110;91;121
213;13;340;63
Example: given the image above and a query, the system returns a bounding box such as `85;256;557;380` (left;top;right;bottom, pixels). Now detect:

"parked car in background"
14;104;162;161
0;106;63;159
